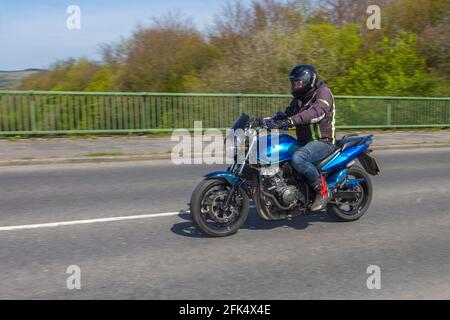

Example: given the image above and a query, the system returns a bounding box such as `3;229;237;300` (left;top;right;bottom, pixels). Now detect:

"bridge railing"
0;91;449;135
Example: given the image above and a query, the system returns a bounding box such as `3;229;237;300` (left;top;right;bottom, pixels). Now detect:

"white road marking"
0;211;189;231
0;205;256;231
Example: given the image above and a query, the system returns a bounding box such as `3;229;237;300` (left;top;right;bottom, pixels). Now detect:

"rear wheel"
327;165;372;221
190;179;249;237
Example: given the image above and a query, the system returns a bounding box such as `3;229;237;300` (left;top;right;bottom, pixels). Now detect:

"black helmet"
288;64;318;99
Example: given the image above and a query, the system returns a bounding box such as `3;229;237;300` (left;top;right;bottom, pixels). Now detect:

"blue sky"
0;0;248;70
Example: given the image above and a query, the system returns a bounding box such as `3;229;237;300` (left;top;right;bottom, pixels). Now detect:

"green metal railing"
0;90;449;135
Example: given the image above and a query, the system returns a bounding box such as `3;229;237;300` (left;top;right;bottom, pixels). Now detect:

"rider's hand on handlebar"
262;117;294;130
248;118;263;128
261;117;275;129
273;111;288;120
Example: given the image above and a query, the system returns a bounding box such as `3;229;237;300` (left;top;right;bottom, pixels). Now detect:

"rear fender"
358;152;381;176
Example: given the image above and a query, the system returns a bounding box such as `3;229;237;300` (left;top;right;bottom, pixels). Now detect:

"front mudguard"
204;171;251;197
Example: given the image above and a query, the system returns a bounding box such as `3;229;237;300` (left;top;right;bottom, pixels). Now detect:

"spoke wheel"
190;179;249;237
327;166;373;222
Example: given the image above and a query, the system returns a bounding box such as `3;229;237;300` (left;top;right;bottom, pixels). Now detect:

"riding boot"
310;174;329;211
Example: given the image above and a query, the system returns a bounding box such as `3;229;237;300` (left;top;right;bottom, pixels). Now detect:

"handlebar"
247;118;264;129
247;117;288;131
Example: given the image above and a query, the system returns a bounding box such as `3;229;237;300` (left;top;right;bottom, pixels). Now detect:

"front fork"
223;181;240;208
223;135;258;207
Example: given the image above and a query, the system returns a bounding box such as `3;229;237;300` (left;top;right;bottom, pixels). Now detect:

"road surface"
0;147;449;299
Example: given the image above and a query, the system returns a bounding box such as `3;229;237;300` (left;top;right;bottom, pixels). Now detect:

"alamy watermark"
366;265;381;290
366;5;381;30
170;121;281;167
66;265;81;290
66;5;81;30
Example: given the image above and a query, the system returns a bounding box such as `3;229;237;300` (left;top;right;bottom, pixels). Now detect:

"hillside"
0;69;46;90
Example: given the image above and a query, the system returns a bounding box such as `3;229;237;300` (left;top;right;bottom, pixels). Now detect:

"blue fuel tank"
256;133;301;164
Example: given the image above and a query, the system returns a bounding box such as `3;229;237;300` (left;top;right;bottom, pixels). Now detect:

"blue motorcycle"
190;114;380;237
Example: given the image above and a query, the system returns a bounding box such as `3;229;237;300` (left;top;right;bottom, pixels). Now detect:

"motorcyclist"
264;64;336;211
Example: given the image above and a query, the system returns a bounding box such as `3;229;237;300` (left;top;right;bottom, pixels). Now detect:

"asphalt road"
0;147;449;299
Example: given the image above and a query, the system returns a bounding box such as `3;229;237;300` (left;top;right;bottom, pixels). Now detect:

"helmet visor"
289;70;312;85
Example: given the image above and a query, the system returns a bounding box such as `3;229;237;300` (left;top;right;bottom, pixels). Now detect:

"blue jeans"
291;141;335;182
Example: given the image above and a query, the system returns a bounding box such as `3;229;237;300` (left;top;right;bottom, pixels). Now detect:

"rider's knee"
292;150;309;163
291;152;310;170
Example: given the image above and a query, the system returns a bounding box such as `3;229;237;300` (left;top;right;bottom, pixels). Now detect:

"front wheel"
190;179;249;237
327;165;373;222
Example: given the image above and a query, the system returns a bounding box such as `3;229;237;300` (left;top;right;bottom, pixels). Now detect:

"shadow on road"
171;208;336;238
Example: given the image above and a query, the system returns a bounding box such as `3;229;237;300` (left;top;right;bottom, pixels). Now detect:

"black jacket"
285;83;336;145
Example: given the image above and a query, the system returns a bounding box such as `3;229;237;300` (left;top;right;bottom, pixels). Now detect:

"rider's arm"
289;88;333;125
284;99;300;117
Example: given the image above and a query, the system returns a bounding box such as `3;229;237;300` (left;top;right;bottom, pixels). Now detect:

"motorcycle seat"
336;135;366;151
316;147;340;170
316;135;366;170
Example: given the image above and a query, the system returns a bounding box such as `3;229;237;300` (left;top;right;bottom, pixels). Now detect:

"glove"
262;118;275;128
273;111;288;120
263;117;294;130
276;118;294;129
248;118;263;128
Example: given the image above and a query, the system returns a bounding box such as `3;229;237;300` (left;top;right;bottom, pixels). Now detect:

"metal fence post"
387;103;392;126
30;92;37;132
236;94;242;116
140;95;147;129
445;103;449;127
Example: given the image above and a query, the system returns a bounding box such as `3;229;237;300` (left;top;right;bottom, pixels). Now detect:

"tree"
17;0;449;96
116;12;219;92
204;0;311;93
333;33;444;96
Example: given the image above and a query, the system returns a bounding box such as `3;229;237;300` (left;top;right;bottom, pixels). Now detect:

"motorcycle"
190;114;380;237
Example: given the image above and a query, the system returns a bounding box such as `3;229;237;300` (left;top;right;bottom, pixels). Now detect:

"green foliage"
16;0;449;97
334;33;445;96
301;23;362;82
85;67;113;92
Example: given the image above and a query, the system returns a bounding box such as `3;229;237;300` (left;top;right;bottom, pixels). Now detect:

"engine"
260;163;306;208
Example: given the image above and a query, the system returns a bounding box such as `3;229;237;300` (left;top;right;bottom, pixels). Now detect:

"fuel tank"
256;133;300;164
